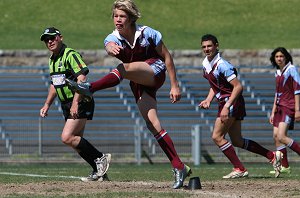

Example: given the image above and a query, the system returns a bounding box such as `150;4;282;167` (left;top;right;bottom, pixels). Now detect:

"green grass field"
1;162;299;197
1;0;300;49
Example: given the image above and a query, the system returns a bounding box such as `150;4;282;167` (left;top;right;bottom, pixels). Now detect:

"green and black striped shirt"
49;44;89;103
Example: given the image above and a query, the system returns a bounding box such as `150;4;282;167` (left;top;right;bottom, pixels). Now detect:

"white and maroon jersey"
104;25;162;63
275;62;300;110
202;53;239;100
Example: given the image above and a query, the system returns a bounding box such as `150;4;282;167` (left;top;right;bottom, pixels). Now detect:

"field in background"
0;162;300;197
1;0;300;49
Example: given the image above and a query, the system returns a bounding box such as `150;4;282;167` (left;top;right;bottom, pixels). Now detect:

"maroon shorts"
273;105;294;130
130;72;165;102
217;95;246;120
130;58;166;102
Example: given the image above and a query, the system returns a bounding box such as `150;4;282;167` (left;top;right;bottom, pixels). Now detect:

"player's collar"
276;61;292;75
112;25;147;49
202;53;221;73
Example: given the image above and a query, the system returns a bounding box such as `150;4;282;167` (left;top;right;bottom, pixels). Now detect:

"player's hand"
295;110;300;122
170;86;181;103
199;100;210;109
220;107;229;123
269;114;274;124
106;44;123;56
70;102;79;119
40;104;49;118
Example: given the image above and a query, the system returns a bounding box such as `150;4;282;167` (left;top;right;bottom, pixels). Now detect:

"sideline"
0;172;81;179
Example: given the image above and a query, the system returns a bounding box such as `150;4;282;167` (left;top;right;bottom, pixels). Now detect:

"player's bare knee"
61;134;73;146
211;133;222;143
277;135;287;144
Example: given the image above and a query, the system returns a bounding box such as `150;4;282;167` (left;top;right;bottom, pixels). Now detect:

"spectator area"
0;66;299;163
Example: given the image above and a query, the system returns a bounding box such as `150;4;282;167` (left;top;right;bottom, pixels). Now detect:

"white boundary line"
0;172;81;179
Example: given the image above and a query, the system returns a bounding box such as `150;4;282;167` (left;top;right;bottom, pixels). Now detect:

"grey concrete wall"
1;49;300;68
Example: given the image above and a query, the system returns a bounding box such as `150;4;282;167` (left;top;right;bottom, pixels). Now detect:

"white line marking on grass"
0;172;81;179
192;191;234;198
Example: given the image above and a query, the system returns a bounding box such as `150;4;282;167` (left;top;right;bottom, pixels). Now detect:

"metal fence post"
1;119;13;155
134;118;142;165
8;139;12;155
191;124;201;166
38;117;43;156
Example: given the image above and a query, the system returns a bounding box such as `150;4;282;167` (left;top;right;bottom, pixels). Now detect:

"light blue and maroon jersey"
275;62;300;110
104;25;162;63
202;53;245;119
202;53;239;100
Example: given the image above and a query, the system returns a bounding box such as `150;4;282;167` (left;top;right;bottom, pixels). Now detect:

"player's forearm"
226;83;242;107
164;53;179;88
44;85;57;107
206;88;215;102
295;94;300;111
167;66;179;88
271;95;277;114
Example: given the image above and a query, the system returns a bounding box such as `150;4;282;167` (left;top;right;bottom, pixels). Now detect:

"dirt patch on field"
0;180;298;198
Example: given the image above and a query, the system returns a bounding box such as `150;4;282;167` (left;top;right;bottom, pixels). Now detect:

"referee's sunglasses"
44;35;57;43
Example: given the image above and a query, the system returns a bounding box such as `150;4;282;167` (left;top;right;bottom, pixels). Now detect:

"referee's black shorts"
61;98;94;121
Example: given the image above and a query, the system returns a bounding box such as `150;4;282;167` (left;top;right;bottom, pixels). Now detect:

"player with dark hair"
199;34;283;178
268;47;300;175
65;0;191;189
39;27;111;182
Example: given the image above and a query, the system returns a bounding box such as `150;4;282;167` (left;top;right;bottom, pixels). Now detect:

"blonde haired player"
66;0;191;189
